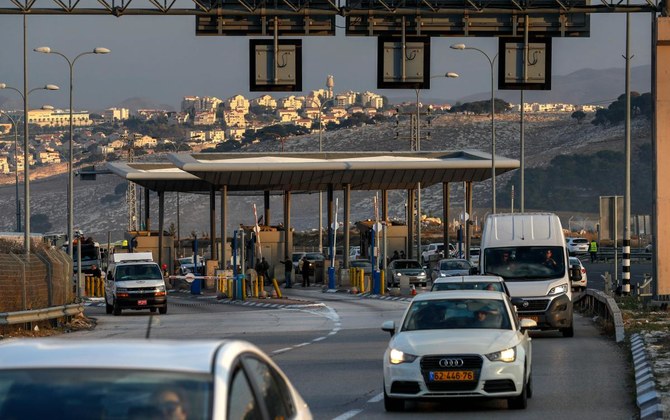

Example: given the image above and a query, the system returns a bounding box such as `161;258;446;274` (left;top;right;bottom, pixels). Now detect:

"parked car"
569;257;588;291
0;339;313;419
421;243;444;264
349;259;373;275
178;256;205;275
382;290;535;411
566;237;590;255
387;259;428;288
431;258;473;281
469;246;480;266
299;252;325;276
431;275;510;296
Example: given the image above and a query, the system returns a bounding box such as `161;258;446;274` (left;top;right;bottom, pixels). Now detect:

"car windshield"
401;298;511;331
392;260;421;269
305;253;324;261
572;239;588;244
292;254;304;262
431;282;504;293
115;264;163;281
440;260;470;270
483;246;565;281
0;369;212;419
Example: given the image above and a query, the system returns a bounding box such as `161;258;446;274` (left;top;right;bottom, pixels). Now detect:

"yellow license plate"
430;370;474;381
521;316;539;322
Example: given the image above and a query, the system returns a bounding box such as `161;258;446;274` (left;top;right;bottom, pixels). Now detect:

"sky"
0;6;655;112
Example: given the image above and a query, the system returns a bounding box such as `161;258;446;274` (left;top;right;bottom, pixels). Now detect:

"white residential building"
361;91;384;109
335;91;357;107
193;111;217;126
207;130;226;142
134;135;158;148
182;96;222;113
28;108;92;128
97;145;115;155
278;96;303;111
168;112;190;125
251;95;277;109
0;155;9;174
277;109;299;123
294;118;313;129
226;95;250;114
225;127;246;141
223;110;246;127
189;131;207;142
37;150;61;164
103;108;130;122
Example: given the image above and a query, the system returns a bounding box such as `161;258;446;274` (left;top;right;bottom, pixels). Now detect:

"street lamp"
317;96;336;253
0;82;59;252
450;43;498;213
414;72;458;259
0;110;22;232
34;46;110;260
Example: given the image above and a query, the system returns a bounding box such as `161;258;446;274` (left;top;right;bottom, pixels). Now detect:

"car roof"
433;275;503;284
414;289;507;301
438;258;470;264
0;339;251;372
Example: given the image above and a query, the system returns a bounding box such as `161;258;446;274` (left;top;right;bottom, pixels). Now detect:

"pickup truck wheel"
158;305;167;315
561;324;574;337
113;300;121;316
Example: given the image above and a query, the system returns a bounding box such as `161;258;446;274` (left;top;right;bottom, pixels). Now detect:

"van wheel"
159;305;167;315
105;299;113;315
113;301;121;316
561;324;574;337
150;308;157;313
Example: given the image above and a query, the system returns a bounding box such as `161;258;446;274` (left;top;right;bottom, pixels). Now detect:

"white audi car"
0;339;312;419
382;290;536;411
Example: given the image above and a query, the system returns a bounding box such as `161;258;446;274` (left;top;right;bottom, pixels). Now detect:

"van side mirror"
107;271;113;280
569;265;582;281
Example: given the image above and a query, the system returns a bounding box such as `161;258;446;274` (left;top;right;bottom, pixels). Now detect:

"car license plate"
137;299;147;306
521;315;539;322
430;370;474;381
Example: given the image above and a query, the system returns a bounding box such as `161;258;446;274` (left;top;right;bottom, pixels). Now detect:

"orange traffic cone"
410;285;417;296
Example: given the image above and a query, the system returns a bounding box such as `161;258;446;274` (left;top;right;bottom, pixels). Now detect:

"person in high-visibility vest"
589;240;598;263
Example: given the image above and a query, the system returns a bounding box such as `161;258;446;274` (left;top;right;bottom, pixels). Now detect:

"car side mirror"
382;320;396;337
519;318;537;330
107;271;113;280
469;266;479;275
569;265;582;281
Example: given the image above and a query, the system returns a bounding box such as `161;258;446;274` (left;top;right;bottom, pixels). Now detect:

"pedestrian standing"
301;256;311;287
260;257;270;285
589;239;598;263
281;258;293;288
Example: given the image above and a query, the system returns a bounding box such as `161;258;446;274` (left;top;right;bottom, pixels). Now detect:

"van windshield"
483;246;565;281
115;264;163;281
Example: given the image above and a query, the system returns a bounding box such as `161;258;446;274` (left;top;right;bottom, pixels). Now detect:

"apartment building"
103;108;130;122
251;95;277;109
193;111;217;126
277;109;299;123
278;96;303;111
223;110;246;127
0;155;9;174
37;150;61;164
28;108;92;128
226;95;250;114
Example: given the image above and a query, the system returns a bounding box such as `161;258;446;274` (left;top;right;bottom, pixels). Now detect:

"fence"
574;287;625;342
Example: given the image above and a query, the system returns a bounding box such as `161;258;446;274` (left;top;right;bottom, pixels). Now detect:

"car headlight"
548;283;569;295
485;347;516;363
156;285;165;292
395;272;402;277
389;348;418;364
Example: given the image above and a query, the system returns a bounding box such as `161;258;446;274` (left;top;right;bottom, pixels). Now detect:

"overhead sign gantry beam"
0;1;659;16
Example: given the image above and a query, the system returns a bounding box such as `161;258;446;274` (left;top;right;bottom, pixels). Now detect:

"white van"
105;252;167;316
479;213;581;337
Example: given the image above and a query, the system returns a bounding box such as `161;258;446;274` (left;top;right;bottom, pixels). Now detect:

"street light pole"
0;111;22;231
318;97;336;253
0;83;59;250
34;46;110;260
451;44;498;213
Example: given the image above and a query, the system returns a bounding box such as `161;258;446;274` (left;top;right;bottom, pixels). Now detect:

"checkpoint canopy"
106;150;519;193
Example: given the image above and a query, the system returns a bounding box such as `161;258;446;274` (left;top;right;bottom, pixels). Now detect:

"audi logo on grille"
438;358;464;368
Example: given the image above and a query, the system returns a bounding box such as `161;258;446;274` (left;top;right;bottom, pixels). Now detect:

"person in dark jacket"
301;256;311;287
281;258;293;288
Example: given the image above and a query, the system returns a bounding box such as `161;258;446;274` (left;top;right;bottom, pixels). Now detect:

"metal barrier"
574;289;625;343
0;303;84;325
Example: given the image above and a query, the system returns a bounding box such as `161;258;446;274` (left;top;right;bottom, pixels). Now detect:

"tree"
571;110;587;124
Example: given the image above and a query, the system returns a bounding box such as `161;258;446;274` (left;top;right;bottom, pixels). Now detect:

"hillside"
0;111;651;242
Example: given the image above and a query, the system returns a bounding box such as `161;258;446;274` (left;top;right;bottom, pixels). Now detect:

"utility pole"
126;133;137;232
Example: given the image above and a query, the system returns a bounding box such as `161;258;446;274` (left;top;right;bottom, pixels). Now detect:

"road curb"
630;333;667;420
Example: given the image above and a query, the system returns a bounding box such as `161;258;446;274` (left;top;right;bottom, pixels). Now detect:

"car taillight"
582;268;586;274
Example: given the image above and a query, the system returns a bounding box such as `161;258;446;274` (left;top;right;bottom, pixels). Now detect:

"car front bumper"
516;293;573;330
383;355;525;400
115;295;167;310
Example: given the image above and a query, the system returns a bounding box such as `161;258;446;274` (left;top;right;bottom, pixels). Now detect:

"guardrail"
594;250;652;263
574;289;625;342
0;303;84;325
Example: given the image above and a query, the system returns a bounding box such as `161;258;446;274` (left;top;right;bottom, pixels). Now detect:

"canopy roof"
106;150;519;192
